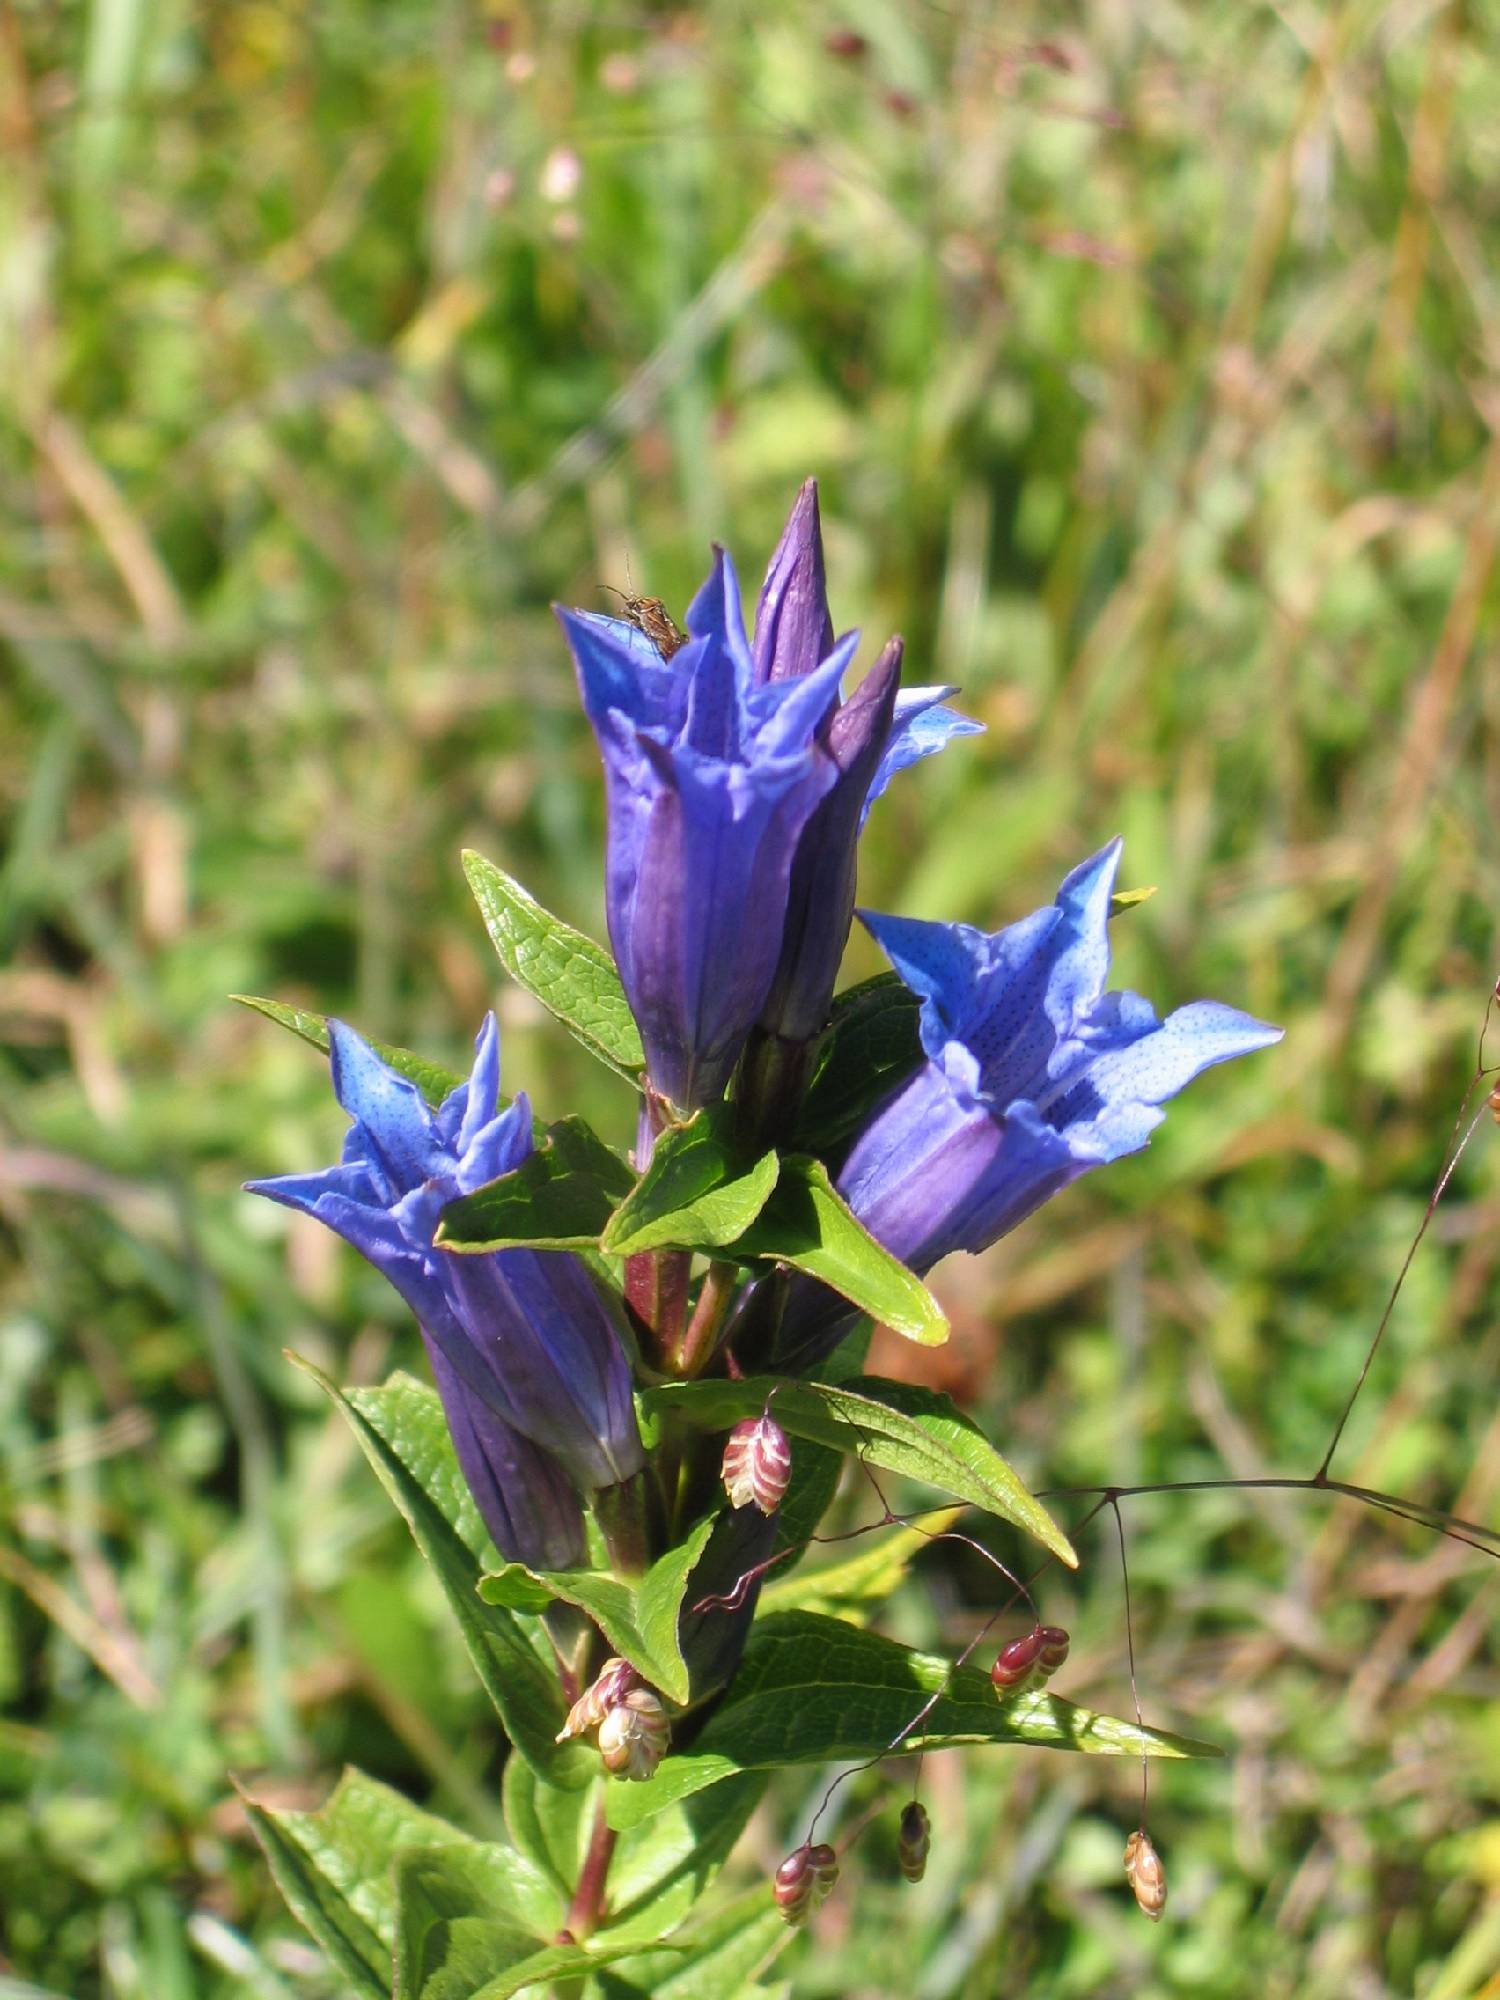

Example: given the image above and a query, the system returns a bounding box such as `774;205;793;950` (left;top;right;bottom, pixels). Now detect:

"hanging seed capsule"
772;1841;839;1926
897;1800;931;1883
720;1413;792;1516
555;1656;639;1744
597;1687;671;1781
1123;1829;1167;1921
1035;1625;1071;1681
990;1626;1045;1695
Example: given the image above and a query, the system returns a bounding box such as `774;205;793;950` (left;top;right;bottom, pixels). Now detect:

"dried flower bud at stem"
555;1656;639;1743
990;1623;1071;1697
721;1414;792;1515
897;1800;931;1883
1123;1830;1167;1921
597;1687;670;1781
772;1840;840;1926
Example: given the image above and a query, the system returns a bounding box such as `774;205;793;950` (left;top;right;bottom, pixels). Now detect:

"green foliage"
464;851;645;1083
793;974;922;1155
644;1375;1075;1563
601;1107;780;1256
604;1610;1218;1830
438;1116;635;1250
479;1514;720;1707
298;1361;588;1788
728;1156;950;1346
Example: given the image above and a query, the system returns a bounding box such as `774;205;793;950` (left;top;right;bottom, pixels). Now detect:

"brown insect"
603;584;687;660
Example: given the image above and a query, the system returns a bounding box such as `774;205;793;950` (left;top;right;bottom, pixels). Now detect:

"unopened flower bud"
721;1413;792;1516
773;1840;839;1925
897;1800;931;1883
1123;1829;1167;1921
597;1687;670;1781
990;1626;1045;1695
555;1656;638;1743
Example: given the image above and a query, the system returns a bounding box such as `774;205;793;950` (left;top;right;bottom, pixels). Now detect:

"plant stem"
591;1468;654;1577
674;1260;739;1378
564;1797;617;1942
624;1247;693;1368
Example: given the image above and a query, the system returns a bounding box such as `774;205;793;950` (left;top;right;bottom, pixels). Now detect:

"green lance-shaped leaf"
607;1610;1221;1829
239;1768;495;1999
293;1359;589;1787
438;1116;636;1251
393;1841;670;2000
795;973;922;1155
726;1154;948;1347
586;1889;791;1999
232;994;463;1107
601;1105;780;1257
478;1513;720;1706
643;1373;1075;1566
463;850;645;1083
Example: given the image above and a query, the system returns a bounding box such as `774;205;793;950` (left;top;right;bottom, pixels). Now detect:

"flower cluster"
247;479;1280;1956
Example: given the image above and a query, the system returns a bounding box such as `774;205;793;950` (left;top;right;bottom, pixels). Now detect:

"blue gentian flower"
776;839;1281;1363
560;550;852;1110
247;1017;643;1548
560;483;982;1105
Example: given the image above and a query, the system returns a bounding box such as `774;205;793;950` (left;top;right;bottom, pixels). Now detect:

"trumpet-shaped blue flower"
776;840;1281;1364
560;549;853;1109
562;484;985;1112
247;1017;643;1550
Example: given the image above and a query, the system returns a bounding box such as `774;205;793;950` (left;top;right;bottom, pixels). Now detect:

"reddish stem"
563;1798;617;1941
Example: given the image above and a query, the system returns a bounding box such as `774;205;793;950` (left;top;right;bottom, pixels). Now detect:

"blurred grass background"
2;1;1499;1994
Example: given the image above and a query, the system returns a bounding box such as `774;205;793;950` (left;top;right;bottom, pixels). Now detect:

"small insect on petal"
721;1414;792;1515
1123;1829;1167;1921
772;1841;840;1926
555;1656;638;1743
597;1687;670;1781
897;1800;931;1883
990;1626;1045;1695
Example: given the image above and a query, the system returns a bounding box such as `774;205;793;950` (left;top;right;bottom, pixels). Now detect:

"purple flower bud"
597;1686;670;1780
247;1017;644;1516
750;482;982;1055
776;840;1282;1367
773;1841;839;1925
1124;1830;1167;1921
897;1800;931;1883
555;1656;639;1744
720;1413;792;1515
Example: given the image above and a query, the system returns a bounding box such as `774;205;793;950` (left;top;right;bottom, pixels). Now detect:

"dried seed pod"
1123;1829;1167;1921
721;1414;793;1515
597;1687;670;1781
897;1800;931;1883
772;1841;839;1926
1035;1625;1071;1680
1489;1082;1500;1125
990;1626;1045;1695
555;1656;639;1743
